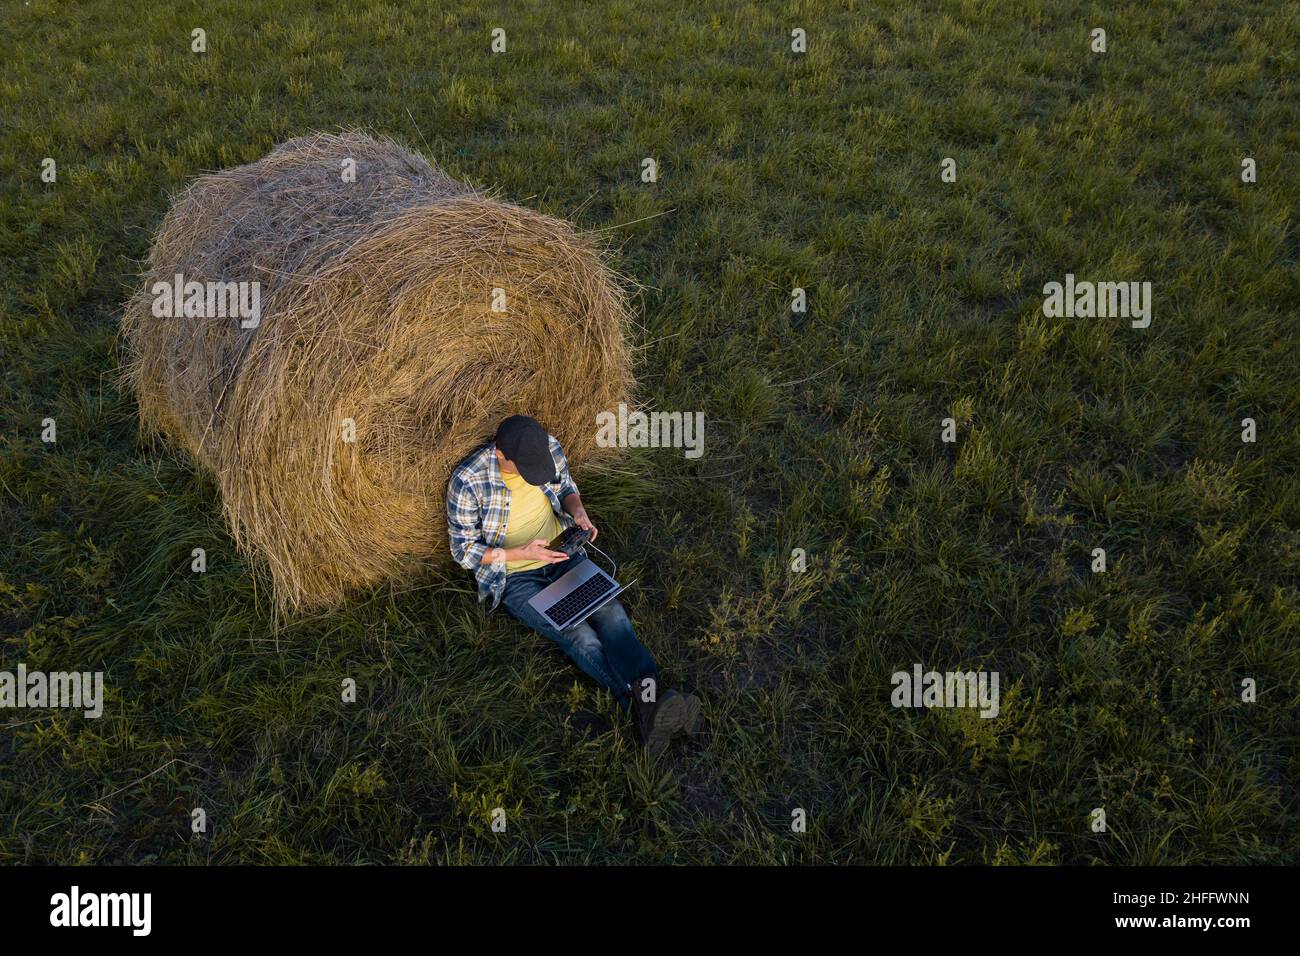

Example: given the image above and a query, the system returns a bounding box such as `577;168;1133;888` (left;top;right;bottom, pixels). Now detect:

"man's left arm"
562;491;597;542
550;436;598;542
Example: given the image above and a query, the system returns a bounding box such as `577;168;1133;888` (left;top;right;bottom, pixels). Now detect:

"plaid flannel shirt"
446;434;580;609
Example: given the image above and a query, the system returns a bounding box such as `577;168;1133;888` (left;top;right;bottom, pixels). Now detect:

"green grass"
1;0;1297;864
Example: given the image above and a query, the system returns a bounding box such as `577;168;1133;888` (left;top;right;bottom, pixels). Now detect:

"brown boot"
631;689;691;756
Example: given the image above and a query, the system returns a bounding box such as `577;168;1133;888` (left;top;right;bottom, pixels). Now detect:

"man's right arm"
493;540;570;565
447;469;490;570
447;468;568;568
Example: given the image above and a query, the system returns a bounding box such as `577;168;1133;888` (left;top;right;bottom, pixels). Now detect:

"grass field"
1;0;1297;865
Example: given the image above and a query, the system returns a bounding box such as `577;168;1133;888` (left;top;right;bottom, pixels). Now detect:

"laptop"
526;543;632;631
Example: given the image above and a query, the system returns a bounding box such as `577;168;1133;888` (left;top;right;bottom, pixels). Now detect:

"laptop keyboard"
544;574;616;627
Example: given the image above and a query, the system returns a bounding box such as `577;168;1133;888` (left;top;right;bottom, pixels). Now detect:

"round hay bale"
122;132;634;613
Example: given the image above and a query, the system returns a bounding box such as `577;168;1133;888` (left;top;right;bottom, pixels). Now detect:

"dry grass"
121;132;634;612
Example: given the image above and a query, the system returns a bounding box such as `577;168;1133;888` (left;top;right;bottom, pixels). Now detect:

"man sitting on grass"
447;414;700;755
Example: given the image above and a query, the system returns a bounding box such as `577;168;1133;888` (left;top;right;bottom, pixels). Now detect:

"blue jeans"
500;556;658;706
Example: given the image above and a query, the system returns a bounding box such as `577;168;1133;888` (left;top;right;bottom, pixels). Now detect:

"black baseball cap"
495;415;557;485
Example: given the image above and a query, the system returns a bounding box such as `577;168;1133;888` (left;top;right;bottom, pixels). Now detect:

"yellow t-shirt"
501;469;563;572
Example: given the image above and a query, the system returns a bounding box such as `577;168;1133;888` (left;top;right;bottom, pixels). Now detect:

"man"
447;415;700;755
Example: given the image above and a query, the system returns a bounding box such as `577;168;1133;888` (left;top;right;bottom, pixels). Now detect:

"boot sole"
678;694;702;736
645;693;690;756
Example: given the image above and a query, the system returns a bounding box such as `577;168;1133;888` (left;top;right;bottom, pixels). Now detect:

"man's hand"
514;538;570;565
561;492;598;542
569;512;598;541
